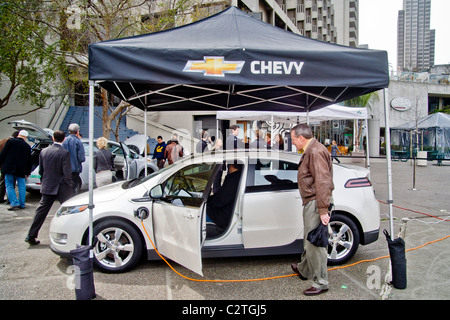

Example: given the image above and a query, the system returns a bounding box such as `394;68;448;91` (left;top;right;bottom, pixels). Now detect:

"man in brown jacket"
290;124;334;296
164;134;184;165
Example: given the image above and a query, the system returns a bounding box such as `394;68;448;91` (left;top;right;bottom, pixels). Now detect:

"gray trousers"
297;199;329;289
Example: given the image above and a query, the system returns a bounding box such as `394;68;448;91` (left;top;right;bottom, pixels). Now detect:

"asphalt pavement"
0;156;449;303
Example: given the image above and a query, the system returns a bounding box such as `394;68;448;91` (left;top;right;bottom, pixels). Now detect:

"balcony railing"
390;71;450;85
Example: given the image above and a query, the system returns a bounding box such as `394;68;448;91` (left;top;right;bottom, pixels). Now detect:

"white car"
49;150;380;275
8;120;158;192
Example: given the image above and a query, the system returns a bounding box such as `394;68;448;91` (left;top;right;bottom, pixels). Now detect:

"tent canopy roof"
88;6;389;112
393;112;450;130
216;104;367;124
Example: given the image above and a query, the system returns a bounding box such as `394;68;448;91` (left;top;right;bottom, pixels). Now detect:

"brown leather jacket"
297;138;334;215
164;140;183;165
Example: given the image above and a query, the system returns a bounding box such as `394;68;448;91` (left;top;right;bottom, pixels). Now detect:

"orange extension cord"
140;202;450;283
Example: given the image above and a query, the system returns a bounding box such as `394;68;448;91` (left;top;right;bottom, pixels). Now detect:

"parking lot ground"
0;157;449;302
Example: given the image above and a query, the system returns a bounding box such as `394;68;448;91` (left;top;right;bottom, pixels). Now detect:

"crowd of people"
0;123;116;245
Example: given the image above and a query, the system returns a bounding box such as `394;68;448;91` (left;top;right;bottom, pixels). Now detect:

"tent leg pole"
144;106;147;176
383;88;394;240
365;118;370;178
88;81;96;247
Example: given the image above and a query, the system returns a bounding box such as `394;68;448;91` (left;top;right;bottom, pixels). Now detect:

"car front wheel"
92;219;143;273
327;213;360;265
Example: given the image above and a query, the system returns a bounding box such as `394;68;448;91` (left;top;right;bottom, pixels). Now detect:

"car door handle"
184;213;195;220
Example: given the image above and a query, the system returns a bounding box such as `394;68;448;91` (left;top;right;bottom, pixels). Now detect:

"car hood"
8;119;53;142
124;134;149;155
62;181;129;206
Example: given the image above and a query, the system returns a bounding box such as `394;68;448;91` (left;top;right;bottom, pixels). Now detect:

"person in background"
25;130;73;245
330;140;341;164
249;129;266;149
62;123;85;194
196;130;210;153
164;133;183;165
265;132;272;149
0;131;19;204
274;133;284;151
152;136;166;169
211;138;223;152
94;137;115;187
0;130;32;210
225;125;244;150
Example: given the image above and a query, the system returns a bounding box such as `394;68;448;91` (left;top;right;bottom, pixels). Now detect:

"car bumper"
25;182;41;191
49;212;89;258
50;242;73;259
361;229;379;245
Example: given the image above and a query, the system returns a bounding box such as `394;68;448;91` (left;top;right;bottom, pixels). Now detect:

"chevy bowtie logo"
183;56;245;77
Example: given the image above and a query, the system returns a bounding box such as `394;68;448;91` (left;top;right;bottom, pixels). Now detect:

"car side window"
163;163;217;206
246;159;298;193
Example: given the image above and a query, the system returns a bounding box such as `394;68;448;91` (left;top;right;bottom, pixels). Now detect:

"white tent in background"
217;104;370;169
216;104;368;123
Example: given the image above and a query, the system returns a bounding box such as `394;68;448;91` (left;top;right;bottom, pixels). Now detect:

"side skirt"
146;239;304;261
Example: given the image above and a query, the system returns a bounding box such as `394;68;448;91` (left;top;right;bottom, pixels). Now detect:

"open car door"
150;163;219;276
120;142;137;180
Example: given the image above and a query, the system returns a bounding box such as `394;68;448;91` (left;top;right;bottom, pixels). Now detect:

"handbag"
307;223;330;247
307;203;334;247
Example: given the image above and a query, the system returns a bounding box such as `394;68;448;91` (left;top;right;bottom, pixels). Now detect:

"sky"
359;0;450;71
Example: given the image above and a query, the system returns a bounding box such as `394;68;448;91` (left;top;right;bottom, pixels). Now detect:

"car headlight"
56;205;89;217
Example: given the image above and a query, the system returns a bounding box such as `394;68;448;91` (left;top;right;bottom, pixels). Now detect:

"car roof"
181;149;301;164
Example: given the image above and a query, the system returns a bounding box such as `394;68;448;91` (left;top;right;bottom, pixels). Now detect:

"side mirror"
150;184;163;199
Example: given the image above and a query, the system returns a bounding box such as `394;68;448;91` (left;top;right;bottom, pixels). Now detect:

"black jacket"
0;137;32;177
94;149;115;173
206;170;242;229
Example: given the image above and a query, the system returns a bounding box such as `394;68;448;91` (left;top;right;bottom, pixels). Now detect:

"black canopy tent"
88;7;388;112
87;7;394;246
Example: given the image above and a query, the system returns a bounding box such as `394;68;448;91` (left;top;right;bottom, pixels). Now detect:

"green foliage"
431;105;450;114
0;0;67;112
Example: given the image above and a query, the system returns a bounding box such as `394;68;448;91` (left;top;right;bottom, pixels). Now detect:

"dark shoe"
25;237;40;246
303;287;328;296
8;206;20;211
0;199;6;204
291;263;308;280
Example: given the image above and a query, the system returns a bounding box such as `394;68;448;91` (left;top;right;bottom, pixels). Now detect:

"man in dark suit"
25;131;73;245
0;130;32;210
206;163;242;230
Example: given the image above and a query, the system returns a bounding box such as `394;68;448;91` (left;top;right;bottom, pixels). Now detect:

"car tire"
92;219;143;273
327;213;360;265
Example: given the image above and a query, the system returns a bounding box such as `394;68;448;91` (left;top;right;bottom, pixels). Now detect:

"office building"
397;0;435;71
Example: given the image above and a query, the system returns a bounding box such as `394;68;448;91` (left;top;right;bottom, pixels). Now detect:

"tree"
0;0;67;121
68;0;213;140
344;92;379;151
1;0;220;138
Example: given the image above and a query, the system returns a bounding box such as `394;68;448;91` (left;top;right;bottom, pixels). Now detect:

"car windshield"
122;165;173;189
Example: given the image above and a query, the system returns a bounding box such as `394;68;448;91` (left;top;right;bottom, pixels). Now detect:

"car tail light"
345;177;372;188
